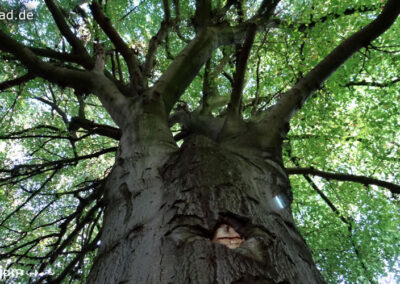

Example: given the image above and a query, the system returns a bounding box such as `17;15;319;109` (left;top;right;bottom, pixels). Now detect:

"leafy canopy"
0;0;399;283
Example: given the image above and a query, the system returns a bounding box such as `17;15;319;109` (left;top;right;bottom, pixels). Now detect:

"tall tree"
1;0;399;283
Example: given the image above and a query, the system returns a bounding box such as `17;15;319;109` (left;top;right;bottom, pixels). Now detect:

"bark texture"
87;131;324;283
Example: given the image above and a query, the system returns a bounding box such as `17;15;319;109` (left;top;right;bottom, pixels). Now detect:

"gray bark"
87;122;324;283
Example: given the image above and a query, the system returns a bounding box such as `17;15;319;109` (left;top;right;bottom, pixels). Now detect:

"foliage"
0;0;399;283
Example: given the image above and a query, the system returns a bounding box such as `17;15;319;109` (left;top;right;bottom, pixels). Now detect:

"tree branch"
0;130;69;141
0;30;129;126
286;167;400;195
214;0;236;18
30;46;126;93
30;47;92;68
194;0;211;31
155;24;248;113
44;0;89;57
199;50;231;115
0;30;93;91
227;23;257;117
33;95;69;124
254;0;280;20
264;0;400;133
142;0;174;78
68;117;121;140
119;0;143;21
156;0;282;114
273;4;380;32
48;232;100;283
90;2;144;93
200;59;213;115
0;147;117;183
300;173;375;279
346;78;400;88
0;73;36;91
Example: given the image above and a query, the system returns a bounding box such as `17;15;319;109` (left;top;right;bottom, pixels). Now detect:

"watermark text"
0;267;39;280
0;10;34;21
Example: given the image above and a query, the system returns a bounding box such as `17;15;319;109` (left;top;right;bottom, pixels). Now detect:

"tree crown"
0;0;399;282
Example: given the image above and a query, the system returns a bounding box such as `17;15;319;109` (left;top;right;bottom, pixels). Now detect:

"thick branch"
227;23;257;117
199;51;231;115
0;73;36;91
156;0;282;114
194;0;212;31
30;46;126;93
265;0;400;129
31;46;126;93
286;167;400;195
0;30;92;91
44;0;89;57
68;117;121;140
89;72;130;127
0;30;129;125
89;3;131;57
200;59;214;115
155;24;248;113
90;2;144;92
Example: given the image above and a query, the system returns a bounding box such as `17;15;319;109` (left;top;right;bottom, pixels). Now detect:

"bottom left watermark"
0;267;42;281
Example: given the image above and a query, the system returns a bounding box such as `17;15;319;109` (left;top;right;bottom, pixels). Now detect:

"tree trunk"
87;125;325;283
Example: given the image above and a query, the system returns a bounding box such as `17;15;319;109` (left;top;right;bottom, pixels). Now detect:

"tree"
0;0;399;283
